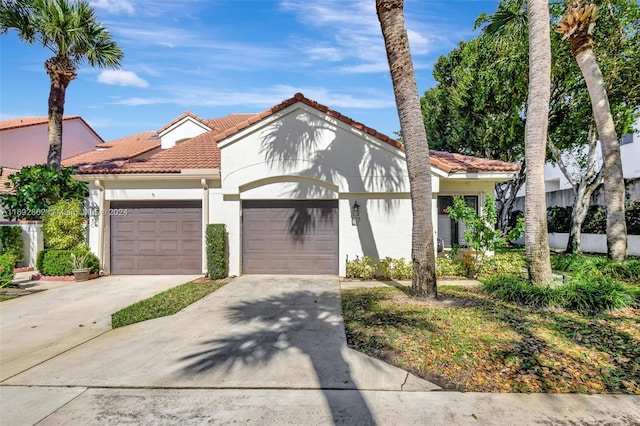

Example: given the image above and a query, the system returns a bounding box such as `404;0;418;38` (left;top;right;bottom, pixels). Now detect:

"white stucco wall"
0;119;102;169
159;118;210;149
516;119;640;198
217;104;419;276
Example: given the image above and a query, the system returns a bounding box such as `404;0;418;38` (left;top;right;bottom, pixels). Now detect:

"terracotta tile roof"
78;130;220;174
0;116;104;143
75;93;520;175
205;114;257;132
156;111;211;134
0;166;19;194
429;150;521;173
63;131;159;168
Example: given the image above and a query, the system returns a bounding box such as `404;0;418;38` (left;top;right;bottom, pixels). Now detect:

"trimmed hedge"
545;201;640;235
0;254;15;287
0;226;24;267
38;249;100;276
206;224;227;279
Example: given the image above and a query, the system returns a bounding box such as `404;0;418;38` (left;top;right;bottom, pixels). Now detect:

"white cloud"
112;85;394;110
97;70;149;88
90;0;135;15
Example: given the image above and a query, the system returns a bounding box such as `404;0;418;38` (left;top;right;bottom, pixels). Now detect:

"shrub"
0;226;24;266
40;249;99;276
374;257;412;280
481;274;635;314
547;206;572;233
0;254;15;287
36;249;47;273
626;200;640;235
42;199;86;249
346;255;374;280
480;251;526;276
582;205;607;234
206;224;227;279
559;275;634;315
436;257;467;277
446;195;522;278
390;258;412;280
0;165;88;221
551;253;639;284
481;275;560;307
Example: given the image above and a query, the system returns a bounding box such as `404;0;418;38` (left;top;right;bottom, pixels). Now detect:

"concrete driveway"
3;275;436;391
0;274;199;381
2;275;639;426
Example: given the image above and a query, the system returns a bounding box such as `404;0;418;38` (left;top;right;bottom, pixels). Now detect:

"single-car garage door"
242;200;338;274
110;201;202;274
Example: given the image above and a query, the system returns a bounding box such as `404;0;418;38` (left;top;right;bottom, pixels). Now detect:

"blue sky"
0;0;498;142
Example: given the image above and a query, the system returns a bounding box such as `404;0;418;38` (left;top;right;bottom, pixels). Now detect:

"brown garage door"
110;201;202;274
242;200;338;274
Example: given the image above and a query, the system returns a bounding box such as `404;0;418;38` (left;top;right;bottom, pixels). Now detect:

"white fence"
0;221;43;268
515;233;640;256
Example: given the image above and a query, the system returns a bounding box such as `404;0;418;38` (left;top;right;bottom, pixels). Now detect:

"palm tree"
376;0;437;298
524;0;553;284
556;1;627;261
0;0;123;171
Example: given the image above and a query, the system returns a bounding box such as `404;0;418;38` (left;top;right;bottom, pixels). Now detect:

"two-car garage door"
110;201;202;274
242;200;339;274
109;199;339;275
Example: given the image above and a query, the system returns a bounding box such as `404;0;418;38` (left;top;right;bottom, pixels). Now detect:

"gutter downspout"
201;178;209;275
95;179;105;272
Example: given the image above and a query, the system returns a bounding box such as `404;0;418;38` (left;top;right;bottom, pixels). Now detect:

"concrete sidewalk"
1;386;638;426
0;274;199;381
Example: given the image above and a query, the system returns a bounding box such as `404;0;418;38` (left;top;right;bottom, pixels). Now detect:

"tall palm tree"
524;0;553;284
0;0;123;171
376;0;437;298
556;1;627;261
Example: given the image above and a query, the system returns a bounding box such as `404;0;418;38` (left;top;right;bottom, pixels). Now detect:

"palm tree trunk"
45;56;76;172
574;48;627;261
377;0;437;298
524;0;553;285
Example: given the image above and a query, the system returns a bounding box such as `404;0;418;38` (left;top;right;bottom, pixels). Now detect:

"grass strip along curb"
111;279;227;328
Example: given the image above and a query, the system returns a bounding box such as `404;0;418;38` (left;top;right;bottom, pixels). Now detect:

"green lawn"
342;285;639;394
111;278;227;328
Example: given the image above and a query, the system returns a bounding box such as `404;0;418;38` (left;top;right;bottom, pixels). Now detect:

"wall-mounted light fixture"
84;201;100;227
351;201;361;226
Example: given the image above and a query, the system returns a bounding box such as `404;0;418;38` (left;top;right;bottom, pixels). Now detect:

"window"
620;133;633;145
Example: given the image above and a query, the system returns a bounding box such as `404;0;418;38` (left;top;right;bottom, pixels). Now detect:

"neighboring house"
67;93;519;276
0;115;104;224
514;120;640;210
0;116;104;170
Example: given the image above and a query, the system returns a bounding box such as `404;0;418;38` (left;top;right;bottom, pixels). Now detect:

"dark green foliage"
481;273;635;314
626;200;640;235
0;165;88;221
36;249;46;273
0;226;24;266
559;275;634;315
547;206;572;233
481;275;560;307
0;253;15;287
582;205;607;234
206;224;227;279
551;253;639;284
544;204;639;235
40;249;99;276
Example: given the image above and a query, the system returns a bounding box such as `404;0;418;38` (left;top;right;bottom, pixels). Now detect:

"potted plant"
71;253;91;282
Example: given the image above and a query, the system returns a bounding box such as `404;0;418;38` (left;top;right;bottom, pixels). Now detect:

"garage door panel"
110;201;202;275
242;200;338;275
